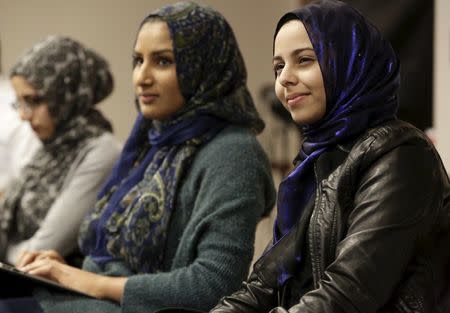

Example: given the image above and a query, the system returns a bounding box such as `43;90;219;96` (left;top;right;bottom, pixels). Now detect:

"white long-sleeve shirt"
0;75;41;191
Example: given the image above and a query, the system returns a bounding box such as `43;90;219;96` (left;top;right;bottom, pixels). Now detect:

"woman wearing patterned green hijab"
4;2;276;313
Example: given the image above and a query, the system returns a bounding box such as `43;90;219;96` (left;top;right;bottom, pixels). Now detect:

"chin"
290;113;304;125
38;134;51;141
141;107;174;121
141;109;157;120
291;110;325;125
35;129;53;141
139;105;153;118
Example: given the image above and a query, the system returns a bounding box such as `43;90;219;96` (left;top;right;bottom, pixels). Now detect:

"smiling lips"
286;92;310;107
139;93;159;104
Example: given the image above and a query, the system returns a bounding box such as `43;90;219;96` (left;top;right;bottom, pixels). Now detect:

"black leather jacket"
211;120;450;313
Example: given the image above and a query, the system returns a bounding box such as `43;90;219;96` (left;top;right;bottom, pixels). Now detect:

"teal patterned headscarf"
79;1;264;273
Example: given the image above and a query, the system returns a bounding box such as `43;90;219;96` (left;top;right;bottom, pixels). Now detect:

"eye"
156;56;174;66
132;54;143;67
23;95;44;107
273;62;284;77
298;56;314;65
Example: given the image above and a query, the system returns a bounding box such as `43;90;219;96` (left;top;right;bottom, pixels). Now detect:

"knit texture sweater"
34;125;276;313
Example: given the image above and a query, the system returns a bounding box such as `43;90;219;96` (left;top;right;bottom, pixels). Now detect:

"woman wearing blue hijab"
210;1;450;312
2;2;276;313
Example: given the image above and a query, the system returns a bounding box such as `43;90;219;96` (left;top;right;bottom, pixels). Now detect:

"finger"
35;250;54;260
21;259;56;278
16;250;40;268
35;250;66;264
26;260;68;283
26;263;55;280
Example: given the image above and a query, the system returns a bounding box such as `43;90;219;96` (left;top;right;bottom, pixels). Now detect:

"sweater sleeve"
121;128;276;313
6;134;121;264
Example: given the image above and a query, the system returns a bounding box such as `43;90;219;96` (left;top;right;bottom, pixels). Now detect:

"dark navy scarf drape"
80;113;225;270
273;0;400;245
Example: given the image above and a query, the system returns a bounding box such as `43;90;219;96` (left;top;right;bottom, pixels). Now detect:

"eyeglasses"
11;95;45;117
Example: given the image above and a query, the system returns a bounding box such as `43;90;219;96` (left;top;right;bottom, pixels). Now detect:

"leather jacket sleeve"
278;143;448;313
210;271;277;313
209;131;449;313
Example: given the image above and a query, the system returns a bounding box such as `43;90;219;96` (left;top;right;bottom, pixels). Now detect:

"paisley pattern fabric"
79;2;264;273
273;0;400;242
80;115;226;272
0;36;113;259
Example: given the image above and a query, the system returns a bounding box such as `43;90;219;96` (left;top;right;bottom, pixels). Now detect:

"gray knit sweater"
35;125;276;313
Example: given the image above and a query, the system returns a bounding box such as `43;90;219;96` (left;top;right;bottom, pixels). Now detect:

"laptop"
0;261;93;298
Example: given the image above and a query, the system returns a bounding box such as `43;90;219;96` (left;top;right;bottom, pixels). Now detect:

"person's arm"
272;143;445;313
20;253;127;301
120;129;276;312
209;271;277;313
24;129;274;308
8;134;120;264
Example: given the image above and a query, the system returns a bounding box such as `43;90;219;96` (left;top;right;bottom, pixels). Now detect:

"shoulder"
339;120;449;204
321;119;448;198
85;132;122;149
83;132;121;156
176;125;275;218
315;120;434;181
195;125;268;164
190;125;273;180
183;124;273;190
346;119;437;169
74;132;122;169
358;119;430;149
184;124;274;203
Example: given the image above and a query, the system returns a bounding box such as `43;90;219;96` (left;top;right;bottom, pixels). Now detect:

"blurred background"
0;0;296;142
1;0;449;260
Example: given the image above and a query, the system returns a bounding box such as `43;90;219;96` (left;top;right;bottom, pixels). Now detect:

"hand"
21;259;127;301
21;259;105;298
16;249;66;269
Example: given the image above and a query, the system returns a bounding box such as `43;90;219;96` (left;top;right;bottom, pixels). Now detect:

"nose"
278;64;298;87
134;62;154;87
18;106;32;121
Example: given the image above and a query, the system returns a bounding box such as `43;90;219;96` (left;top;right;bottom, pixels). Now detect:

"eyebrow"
19;94;41;100
133;48;174;56
273;47;315;62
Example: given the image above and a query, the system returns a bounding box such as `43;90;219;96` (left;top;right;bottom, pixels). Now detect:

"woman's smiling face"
273;19;326;125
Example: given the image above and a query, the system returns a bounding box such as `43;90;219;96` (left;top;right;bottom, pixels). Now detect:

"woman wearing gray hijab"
0;36;121;266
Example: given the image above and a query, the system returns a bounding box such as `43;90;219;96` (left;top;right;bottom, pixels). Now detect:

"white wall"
434;0;450;171
0;0;294;142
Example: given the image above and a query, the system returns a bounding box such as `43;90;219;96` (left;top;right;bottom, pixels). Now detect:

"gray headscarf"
10;35;113;128
0;36;114;258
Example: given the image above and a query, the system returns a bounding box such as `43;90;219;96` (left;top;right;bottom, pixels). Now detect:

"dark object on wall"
344;0;434;131
260;84;293;124
260;84;296;178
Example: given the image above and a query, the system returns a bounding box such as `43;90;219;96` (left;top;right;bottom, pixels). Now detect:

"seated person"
3;2;276;313
0;36;121;265
210;0;450;312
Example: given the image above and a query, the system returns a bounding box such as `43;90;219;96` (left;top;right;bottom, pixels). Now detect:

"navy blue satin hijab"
273;0;400;244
